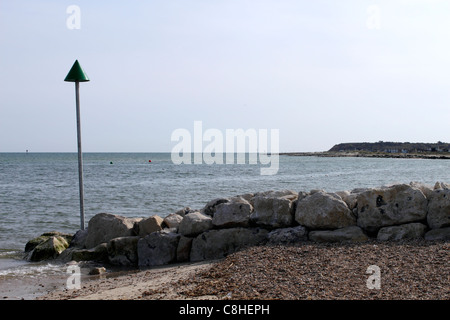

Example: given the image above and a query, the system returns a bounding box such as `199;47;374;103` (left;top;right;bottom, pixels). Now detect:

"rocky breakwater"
24;182;450;268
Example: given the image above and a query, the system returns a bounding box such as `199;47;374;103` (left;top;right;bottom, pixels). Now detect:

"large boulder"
107;236;140;266
267;226;308;244
137;215;163;237
25;231;73;253
163;213;184;230
424;227;450;241
308;226;369;243
250;196;295;228
137;230;181;267
71;243;108;262
355;184;428;233
377;223;427;241
176;236;193;262
427;189;450;229
201;198;230;216
212;200;252;228
84;213;138;249
69;229;88;248
190;228;269;262
295;191;356;229
27;236;70;261
178;211;213;237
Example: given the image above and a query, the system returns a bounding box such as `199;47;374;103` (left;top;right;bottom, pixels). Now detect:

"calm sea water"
0;152;449;297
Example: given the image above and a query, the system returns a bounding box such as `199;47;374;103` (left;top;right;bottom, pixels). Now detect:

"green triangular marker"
64;60;90;82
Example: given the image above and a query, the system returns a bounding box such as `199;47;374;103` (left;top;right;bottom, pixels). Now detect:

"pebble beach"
37;239;449;300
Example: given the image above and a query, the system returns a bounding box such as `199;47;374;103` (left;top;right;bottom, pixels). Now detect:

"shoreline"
35;260;217;300
36;239;449;300
280;151;450;160
25;181;450;300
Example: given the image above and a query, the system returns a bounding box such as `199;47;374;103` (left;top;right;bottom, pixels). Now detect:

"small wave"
0;250;22;259
0;261;66;278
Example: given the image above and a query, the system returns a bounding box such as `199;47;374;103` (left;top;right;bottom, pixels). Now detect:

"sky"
1;0;450;152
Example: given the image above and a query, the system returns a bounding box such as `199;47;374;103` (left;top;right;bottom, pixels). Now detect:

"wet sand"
36;261;216;300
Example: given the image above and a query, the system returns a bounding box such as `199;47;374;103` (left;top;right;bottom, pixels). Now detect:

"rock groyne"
25;182;450;267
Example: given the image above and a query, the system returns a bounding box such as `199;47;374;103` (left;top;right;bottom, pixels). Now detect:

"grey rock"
85;213;138;249
267;226;308;244
163;213;184;230
309;226;369;243
107;236;139;266
27;236;70;262
310;189;326;194
178;211;213;237
25;231;73;253
235;193;254;203
427;189;450;229
351;187;372;194
69;229;88;248
433;181;449;190
55;247;78;262
424;227;450;241
212;201;252;228
297;191;309;202
356;184;428;232
336;191;358;210
71;243;108;262
250;196;294;228
89;267;106;275
253;190;298;201
137;230;181;267
174;207;194;217
138;215;163;237
202;198;230;216
377;223;427;241
409;181;433;199
190;228;269;262
176;236;193;262
295;191;355;229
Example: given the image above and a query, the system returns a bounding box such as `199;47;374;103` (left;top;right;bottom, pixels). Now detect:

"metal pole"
75;81;85;230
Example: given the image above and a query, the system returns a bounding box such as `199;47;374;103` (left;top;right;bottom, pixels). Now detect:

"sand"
36;261;216;300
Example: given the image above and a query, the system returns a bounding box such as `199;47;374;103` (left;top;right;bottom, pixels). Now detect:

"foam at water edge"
0;261;65;277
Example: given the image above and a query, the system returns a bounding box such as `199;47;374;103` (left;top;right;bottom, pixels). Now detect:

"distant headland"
282;141;450;159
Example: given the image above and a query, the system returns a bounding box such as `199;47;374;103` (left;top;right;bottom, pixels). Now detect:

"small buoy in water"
148;160;152;163
110;161;113;164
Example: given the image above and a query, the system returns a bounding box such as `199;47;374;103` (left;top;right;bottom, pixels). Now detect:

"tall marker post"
64;60;90;230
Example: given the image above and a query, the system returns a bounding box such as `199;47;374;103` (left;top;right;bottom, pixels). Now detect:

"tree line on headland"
280;141;450;159
329;141;450;153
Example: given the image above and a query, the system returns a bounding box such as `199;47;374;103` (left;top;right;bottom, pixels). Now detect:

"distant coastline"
280;151;450;160
282;141;450;160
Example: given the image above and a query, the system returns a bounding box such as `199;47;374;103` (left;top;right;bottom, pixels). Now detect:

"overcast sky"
1;0;449;152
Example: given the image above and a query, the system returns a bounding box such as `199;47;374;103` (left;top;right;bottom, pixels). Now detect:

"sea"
0;152;449;299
